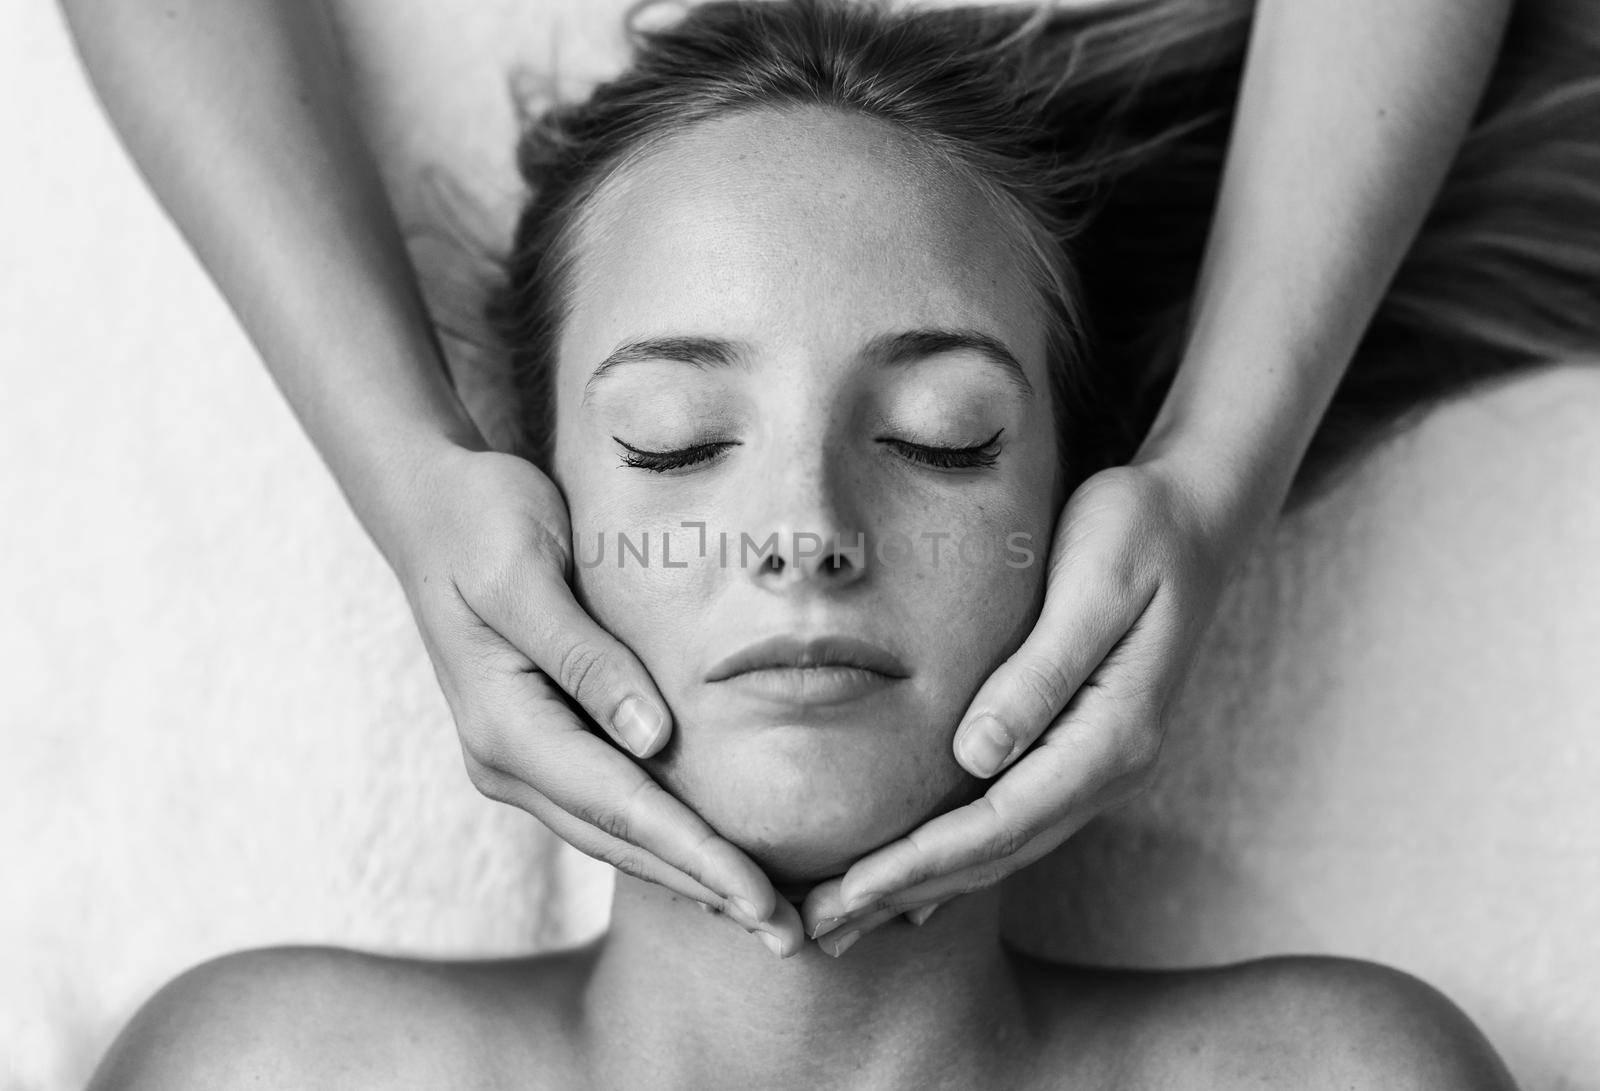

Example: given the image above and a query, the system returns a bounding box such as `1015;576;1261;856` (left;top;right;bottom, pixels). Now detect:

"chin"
646;725;979;884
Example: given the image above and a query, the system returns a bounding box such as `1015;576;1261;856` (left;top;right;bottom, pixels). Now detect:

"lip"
707;635;910;682
706;634;909;707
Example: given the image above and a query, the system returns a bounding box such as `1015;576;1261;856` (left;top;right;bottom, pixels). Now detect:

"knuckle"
968;859;1013;892
1121;737;1166;796
600;843;652;883
554;640;608;703
971;797;1031;861
985;818;1031;860
1008;654;1074;717
589;777;651;845
1118;724;1164;778
461;753;509;802
894;832;943;889
588;805;630;844
457;711;513;770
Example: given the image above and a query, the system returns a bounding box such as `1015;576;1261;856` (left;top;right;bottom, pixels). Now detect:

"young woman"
61;0;1524;952
90;0;1599;1086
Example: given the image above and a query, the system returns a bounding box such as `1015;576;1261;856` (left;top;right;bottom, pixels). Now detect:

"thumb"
953;566;1148;778
472;566;674;759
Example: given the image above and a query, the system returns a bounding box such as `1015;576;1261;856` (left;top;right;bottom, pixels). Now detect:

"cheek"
881;461;1056;716
556;419;753;740
898;526;1049;722
568;505;717;704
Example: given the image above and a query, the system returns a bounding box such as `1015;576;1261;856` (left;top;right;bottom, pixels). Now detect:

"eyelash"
879;428;1004;470
615;438;737;473
612;429;1005;474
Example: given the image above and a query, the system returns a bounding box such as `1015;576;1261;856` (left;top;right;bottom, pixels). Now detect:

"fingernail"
726;897;764;928
907;902;942;927
758;931;787;959
612;696;665;756
957;715;1013;777
823;930;861;958
810;915;847;941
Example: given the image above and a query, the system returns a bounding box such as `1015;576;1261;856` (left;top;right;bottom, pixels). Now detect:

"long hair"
484;0;1600;500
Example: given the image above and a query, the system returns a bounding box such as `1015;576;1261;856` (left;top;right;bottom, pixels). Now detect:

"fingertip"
767;899;807;953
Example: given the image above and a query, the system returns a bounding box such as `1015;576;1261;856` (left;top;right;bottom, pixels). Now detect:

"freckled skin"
551;107;1058;880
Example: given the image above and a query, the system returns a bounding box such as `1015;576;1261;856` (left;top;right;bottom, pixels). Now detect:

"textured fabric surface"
4;2;1597;1089
1007;367;1600;1091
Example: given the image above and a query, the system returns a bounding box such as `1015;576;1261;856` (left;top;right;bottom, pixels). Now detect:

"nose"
739;447;868;592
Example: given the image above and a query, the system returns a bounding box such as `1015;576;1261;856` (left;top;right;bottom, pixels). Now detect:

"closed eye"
613;437;737;473
878;428;1004;470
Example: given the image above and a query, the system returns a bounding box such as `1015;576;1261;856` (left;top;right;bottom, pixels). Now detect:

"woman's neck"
580;875;1037;1090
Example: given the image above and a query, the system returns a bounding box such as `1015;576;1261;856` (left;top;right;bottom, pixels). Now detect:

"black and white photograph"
4;0;1599;1086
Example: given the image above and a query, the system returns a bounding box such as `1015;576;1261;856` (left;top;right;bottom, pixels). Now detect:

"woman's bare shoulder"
88;942;597;1091
1175;955;1516;1089
1022;954;1516;1090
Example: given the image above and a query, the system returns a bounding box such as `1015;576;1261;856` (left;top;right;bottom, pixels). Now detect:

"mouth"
706;634;909;706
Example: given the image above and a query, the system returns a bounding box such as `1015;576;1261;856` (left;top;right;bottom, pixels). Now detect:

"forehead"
557;106;1046;368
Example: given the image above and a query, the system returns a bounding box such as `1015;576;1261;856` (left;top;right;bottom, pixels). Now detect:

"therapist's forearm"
59;0;481;558
1140;0;1513;509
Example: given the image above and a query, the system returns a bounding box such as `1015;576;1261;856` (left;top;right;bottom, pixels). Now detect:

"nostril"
747;530;868;581
824;549;860;576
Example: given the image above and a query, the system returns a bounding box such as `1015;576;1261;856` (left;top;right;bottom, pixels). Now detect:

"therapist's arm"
59;0;801;953
810;0;1515;938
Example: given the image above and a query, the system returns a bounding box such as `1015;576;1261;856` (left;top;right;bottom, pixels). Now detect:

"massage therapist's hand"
804;454;1258;947
393;442;804;953
796;0;1515;952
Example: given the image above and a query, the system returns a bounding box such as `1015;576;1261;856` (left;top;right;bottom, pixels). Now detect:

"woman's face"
551;107;1059;881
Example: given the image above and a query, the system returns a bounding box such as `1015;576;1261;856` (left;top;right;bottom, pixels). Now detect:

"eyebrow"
861;329;1034;398
582;327;1033;402
583;336;750;404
